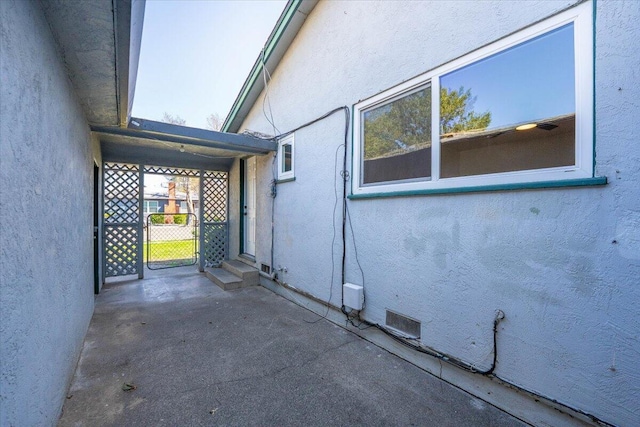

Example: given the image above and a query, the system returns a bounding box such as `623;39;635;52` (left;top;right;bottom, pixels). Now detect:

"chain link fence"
145;213;198;269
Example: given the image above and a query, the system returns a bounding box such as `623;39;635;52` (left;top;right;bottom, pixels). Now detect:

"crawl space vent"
385;310;421;338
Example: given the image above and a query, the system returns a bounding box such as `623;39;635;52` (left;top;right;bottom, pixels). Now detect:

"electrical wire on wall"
258;48;280;277
304;142;344;324
266;106;350;322
260;49;280;138
255;52;351;321
249;98;612;425
253;52;613;426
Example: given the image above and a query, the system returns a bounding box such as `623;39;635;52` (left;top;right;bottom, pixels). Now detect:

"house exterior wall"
235;1;640;426
0;0;100;425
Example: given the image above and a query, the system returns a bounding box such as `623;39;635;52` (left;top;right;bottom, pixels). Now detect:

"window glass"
440;24;575;178
283;143;292;173
144;201;159;213
353;4;591;196
278;134;295;180
362;86;432;185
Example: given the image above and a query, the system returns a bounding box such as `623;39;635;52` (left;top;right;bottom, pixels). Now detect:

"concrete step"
222;260;259;286
205;267;243;291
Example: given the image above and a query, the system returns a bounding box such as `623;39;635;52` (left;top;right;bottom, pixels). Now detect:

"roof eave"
221;0;318;133
114;0;146;128
93;117;277;154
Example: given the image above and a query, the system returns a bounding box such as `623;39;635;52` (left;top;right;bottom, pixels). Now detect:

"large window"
353;3;593;196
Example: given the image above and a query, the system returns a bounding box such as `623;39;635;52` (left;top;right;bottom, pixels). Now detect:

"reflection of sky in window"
441;24;575;129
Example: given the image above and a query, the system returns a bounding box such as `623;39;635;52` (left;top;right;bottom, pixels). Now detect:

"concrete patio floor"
58;266;527;426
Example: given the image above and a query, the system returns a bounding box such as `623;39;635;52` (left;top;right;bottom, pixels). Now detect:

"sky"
132;0;287;130
441;23;575;129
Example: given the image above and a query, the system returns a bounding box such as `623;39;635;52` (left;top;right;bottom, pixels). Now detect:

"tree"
363;86;491;160
169;175;199;225
440;86;491;134
363;87;432;160
161;112;186;126
206;113;222;131
161;113;195;222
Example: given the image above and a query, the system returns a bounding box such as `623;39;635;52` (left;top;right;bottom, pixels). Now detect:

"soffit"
41;0;143;127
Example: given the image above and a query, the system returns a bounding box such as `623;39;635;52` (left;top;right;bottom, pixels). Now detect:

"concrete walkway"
59;267;526;426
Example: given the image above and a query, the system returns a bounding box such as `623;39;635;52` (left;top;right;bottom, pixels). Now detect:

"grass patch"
144;239;198;262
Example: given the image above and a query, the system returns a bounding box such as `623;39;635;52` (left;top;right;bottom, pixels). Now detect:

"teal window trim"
348;177;607;200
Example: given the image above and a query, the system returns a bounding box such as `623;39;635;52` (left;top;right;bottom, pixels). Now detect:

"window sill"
277;177;296;184
348;177;607;200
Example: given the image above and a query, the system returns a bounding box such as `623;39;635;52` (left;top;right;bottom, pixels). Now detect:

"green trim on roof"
222;0;305;132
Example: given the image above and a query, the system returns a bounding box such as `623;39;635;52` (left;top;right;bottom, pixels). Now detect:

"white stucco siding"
0;0;98;425
237;1;639;425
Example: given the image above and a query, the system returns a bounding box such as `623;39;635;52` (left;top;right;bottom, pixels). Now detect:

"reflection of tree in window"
363;86;492;161
363;87;431;160
439;23;576;178
362;87;433;184
440;87;491;134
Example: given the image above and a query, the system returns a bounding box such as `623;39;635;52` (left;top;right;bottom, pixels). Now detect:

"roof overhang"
93;118;277;171
222;0;319;133
41;0;145;127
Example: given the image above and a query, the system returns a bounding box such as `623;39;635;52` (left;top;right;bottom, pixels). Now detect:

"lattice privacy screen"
103;163;140;277
143;166;200;177
202;171;228;267
102;164;229;276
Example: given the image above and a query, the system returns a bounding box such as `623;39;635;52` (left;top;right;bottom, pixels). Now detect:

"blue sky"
132;0;287;130
441;23;575;129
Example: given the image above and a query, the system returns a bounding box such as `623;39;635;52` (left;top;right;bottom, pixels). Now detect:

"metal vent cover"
385;310;421;338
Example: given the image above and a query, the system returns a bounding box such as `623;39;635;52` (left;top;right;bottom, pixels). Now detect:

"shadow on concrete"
59;267;525;426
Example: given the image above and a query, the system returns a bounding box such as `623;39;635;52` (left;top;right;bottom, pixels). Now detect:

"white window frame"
352;2;593;196
144;200;159;214
277;134;295;181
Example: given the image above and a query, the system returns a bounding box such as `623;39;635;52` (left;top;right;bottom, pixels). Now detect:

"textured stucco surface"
235;1;640;426
1;0;98;425
40;0;118;126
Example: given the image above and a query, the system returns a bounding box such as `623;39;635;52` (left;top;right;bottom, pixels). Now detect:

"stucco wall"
236;1;640;426
0;0;99;425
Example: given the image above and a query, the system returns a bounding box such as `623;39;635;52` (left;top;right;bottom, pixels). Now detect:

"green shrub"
150;214;164;225
174;214;187;225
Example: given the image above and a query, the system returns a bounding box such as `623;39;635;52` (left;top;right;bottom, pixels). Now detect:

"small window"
352;2;593;196
143;200;159;214
278;134;295;180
